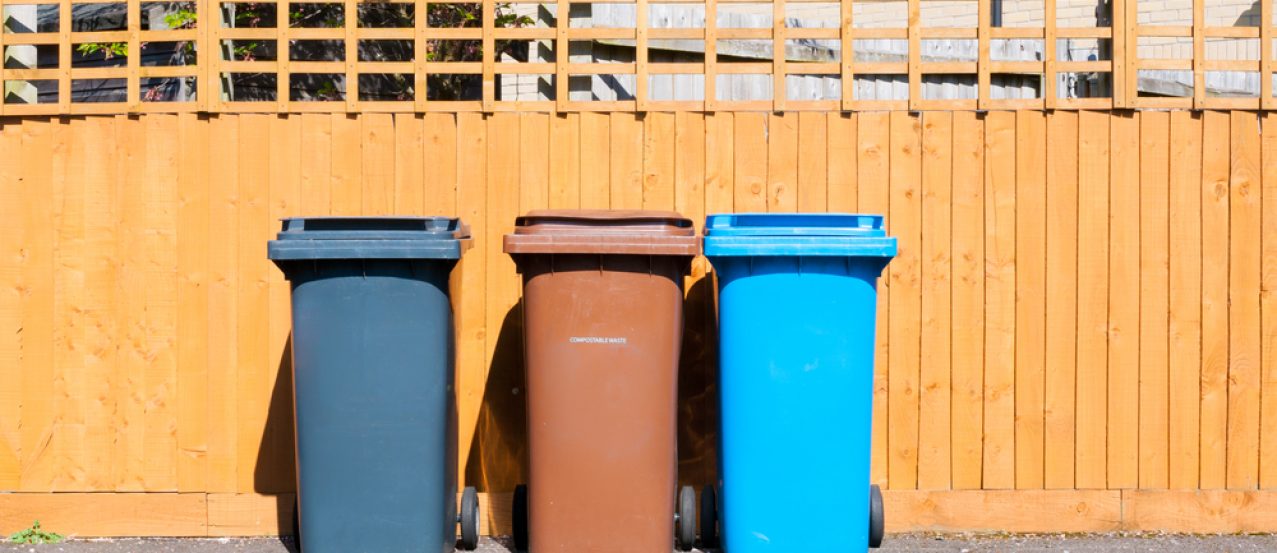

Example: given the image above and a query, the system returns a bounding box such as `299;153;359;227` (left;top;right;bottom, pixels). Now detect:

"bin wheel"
459;486;480;551
512;484;529;552
676;486;697;551
699;485;718;549
869;484;885;549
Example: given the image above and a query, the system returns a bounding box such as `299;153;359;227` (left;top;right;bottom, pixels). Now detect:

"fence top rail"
0;0;1272;113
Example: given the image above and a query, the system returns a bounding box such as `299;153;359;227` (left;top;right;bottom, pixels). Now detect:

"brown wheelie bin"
504;210;701;553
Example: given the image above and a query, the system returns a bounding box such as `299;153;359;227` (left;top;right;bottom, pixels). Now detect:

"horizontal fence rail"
0;0;1273;113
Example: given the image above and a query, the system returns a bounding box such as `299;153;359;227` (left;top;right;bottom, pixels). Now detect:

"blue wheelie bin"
268;217;479;553
702;213;897;552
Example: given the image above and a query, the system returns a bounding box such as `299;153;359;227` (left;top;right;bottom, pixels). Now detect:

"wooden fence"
1;109;1276;536
2;0;1277;113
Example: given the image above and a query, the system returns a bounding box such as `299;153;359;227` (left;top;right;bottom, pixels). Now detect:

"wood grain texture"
1107;111;1140;490
1014;111;1047;490
888;110;922;490
1261;113;1277;489
1138;110;1170;490
1199;110;1231;490
0;120;23;489
918;111;952;491
1044;110;1078;490
1167;111;1202;490
767;112;798;213
949;111;984;491
983;111;1016;491
858;111;891;488
0;112;1273;535
1227;111;1262;490
1075;110;1110;491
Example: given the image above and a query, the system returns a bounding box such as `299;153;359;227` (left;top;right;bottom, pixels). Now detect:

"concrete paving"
4;534;1277;552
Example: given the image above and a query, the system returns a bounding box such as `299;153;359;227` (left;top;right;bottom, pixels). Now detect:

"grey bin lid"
267;217;471;261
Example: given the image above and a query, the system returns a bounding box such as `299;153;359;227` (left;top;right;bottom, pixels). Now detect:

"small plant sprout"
8;520;64;544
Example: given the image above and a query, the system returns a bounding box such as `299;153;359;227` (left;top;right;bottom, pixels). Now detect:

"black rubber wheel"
699;485;718;549
291;497;302;552
459;486;480;551
512;484;529;552
869;484;885;549
676;486;697;551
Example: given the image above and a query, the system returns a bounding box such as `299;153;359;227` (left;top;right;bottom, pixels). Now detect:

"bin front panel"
286;259;458;553
519;254;685;553
712;256;883;553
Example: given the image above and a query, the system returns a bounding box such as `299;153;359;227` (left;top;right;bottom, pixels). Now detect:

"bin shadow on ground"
255;335;299;550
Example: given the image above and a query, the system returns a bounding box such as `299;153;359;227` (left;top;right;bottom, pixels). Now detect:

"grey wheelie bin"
268;217;478;553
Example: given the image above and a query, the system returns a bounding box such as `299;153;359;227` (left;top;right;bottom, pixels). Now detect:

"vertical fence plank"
1168;110;1203;490
19;119;58;491
918;111;952;491
674;112;711;485
53;117;86;491
394;114;426;214
454;112;487;486
1108;112;1140;489
983;111;1016;491
858;112;890;487
643;113;676;210
734;113;768;213
1015;111;1047;490
477;112;521;494
1227;111;1262;490
1139;110;1170;490
610;113;644;210
767;112;798;213
521;113;552;214
362;114;396;216
484;112;520;383
263;114;301;492
1075;110;1110;490
1199;110;1231;490
424;114;458;217
580;113;612;210
117;115;147;492
826;113;857;213
1261;112;1277;487
330;115;363;216
1044;110;1078;490
0;122;25;488
705;113;734;217
143;115;180;492
675;112;707;222
234;114;271;493
797;113;828;213
175;114;209;493
950;110;984;490
549;114;581;210
300;115;333;216
888;111;921;490
205;115;239;493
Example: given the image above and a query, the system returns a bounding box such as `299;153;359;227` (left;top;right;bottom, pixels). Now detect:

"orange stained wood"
0;112;1271;535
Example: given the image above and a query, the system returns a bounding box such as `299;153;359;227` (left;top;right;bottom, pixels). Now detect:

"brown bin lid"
504;209;700;256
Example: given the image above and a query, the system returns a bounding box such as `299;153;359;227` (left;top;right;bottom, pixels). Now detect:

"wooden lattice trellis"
0;0;1272;113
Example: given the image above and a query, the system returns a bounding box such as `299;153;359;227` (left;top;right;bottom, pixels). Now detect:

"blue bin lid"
268;217;471;261
702;213;897;257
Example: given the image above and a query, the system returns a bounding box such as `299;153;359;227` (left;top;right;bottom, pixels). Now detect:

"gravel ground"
3;534;1277;552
